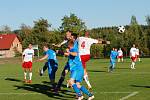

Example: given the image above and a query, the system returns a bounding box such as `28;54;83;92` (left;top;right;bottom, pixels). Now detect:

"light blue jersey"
68;47;84;82
110;50;118;60
68;48;83;71
45;49;58;64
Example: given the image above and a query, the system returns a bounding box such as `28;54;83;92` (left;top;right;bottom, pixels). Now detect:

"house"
0;34;22;58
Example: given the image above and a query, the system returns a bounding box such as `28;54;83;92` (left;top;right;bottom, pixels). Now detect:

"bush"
90;44;104;58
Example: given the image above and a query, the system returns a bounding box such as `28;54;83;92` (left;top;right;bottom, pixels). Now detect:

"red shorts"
118;56;123;59
80;55;90;68
22;61;32;69
136;55;139;58
131;56;137;62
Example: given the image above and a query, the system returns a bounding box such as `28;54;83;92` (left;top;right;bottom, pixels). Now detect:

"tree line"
0;14;150;57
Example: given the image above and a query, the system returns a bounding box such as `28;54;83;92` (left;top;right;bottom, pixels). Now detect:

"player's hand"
64;52;69;56
66;48;69;53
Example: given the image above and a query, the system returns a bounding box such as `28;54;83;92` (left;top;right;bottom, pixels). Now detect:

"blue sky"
0;0;150;30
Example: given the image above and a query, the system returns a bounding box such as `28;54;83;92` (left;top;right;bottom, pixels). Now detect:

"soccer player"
117;48;123;62
37;44;58;89
78;31;99;89
108;48;118;72
65;40;94;100
22;44;34;83
136;47;141;62
130;44;137;69
55;31;78;92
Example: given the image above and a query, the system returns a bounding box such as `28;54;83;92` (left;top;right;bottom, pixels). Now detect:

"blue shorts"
46;59;58;80
70;68;84;83
110;59;116;65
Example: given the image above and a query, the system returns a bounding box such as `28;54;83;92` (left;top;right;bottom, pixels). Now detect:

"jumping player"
117;48;123;62
130;44;137;69
78;31;99;89
108;48;118;72
22;44;34;83
66;40;94;100
37;44;58;89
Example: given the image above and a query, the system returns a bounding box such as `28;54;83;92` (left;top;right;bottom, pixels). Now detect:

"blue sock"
72;84;82;97
80;86;92;97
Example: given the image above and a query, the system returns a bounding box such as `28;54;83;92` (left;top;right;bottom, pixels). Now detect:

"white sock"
24;72;27;79
84;75;92;88
132;62;135;68
29;72;32;80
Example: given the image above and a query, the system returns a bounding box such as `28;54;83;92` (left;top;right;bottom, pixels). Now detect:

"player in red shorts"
136;47;141;62
117;48;123;62
22;44;34;83
78;31;100;89
130;44;137;69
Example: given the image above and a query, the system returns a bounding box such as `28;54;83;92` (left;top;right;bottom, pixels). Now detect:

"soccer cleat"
78;96;84;100
23;79;27;83
39;69;43;76
88;95;95;100
28;80;32;83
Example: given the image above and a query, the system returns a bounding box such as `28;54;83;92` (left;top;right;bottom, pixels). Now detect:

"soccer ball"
118;26;125;33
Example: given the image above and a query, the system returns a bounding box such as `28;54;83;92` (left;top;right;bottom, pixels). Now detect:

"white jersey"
23;48;34;62
78;37;98;55
136;48;139;55
118;50;123;56
130;47;137;57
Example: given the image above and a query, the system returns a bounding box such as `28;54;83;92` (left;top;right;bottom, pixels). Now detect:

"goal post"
32;45;39;58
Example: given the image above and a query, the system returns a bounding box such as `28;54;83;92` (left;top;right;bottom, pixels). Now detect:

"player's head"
133;44;136;48
119;48;121;50
68;40;74;49
114;48;117;51
66;30;72;40
71;33;78;41
112;48;115;51
43;44;49;51
85;31;90;37
28;44;32;49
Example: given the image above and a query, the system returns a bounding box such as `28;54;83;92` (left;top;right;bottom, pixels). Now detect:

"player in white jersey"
78;31;99;89
136;47;141;62
130;44;137;69
22;44;34;83
117;48;123;62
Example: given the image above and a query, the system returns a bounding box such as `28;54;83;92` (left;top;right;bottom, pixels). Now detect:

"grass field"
0;57;150;100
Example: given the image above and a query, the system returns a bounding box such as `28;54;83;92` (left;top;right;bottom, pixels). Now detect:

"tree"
60;13;86;35
146;15;150;26
0;25;11;33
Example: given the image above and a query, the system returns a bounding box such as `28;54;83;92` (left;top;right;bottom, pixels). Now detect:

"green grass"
0;57;150;100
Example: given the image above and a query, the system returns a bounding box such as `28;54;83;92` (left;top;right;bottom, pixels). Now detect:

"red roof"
0;34;18;50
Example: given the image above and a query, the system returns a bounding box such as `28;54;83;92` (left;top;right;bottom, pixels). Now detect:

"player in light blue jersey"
109;48;118;72
56;31;79;91
37;44;58;90
65;40;94;100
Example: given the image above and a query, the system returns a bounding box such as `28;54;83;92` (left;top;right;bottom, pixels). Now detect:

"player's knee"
76;82;81;88
69;79;74;86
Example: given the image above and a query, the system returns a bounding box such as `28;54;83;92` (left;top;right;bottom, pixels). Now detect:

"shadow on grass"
131;85;150;88
42;81;75;96
87;70;106;73
5;77;75;99
5;77;22;82
14;84;73;100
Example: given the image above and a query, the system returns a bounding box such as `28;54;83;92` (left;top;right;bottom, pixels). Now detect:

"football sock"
57;76;65;89
80;86;92;97
84;75;92;88
72;84;82;97
29;72;32;80
24;72;27;79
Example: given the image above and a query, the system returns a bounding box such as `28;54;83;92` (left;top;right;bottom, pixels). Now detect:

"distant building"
0;34;22;58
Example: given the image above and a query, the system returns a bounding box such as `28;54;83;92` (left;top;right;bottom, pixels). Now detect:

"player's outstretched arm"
36;55;48;62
